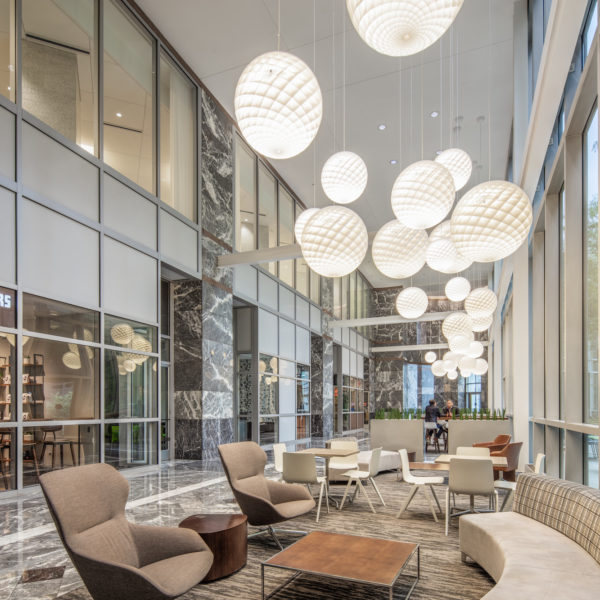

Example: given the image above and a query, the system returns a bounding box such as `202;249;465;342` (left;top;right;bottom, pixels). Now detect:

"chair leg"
357;478;375;514
370;476;386;506
445;488;450;536
424;486;439;522
339;477;354;511
316;481;324;522
325;480;330;513
396;484;419;518
428;484;442;513
267;526;283;550
494;490;499;512
500;488;514;512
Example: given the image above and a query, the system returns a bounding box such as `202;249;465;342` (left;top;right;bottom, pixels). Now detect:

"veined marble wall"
316;277;334;438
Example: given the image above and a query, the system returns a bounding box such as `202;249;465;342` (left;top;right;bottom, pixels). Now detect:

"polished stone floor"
0;436;376;599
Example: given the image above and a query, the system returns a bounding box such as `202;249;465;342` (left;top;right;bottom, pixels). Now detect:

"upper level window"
0;0;15;103
21;0;97;154
103;0;154;193
159;52;196;222
258;163;277;275
235;137;256;252
583;0;598;63
278;188;294;287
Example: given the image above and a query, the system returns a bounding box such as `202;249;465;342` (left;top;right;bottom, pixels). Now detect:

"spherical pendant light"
424;351;437;363
396;287;428;319
466;340;484;358
460;368;472;378
62;351;81;370
321;151;368;204
371;220;428;278
447;369;458;380
445;277;471;302
301;205;368;277
234;51;323;159
123;359;137;373
443;358;458;372
471;314;493;332
465;287;498;319
131;334;151;365
458;355;476;372
111;323;134;345
431;360;446;377
442;312;473;340
391;160;455;229
426;222;472;274
473;358;489;375
449;332;473;354
294;208;320;245
435;148;472;191
346;0;464;57
451;180;532;262
443;351;460;363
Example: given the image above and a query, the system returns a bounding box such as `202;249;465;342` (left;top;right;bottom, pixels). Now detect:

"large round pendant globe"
465;287;498;319
425;222;472;273
442;312;473;340
346;0;465;57
391;160;455;230
294;208;320;245
395;287;428;319
451;180;532;262
301;205;368;277
445;276;471;302
471;314;493;332
435;148;472;191
321;151;368;204
234;51;323;159
371;220;428;279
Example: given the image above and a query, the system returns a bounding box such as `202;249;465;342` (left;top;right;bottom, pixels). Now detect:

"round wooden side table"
179;513;248;582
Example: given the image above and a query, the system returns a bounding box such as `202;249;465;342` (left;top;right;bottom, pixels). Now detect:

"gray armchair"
39;463;213;600
218;441;315;548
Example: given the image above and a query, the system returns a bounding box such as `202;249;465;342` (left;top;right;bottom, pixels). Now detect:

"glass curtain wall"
0;0;16;104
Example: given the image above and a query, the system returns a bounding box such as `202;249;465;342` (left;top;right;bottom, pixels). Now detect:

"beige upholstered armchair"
218;441;315;548
39;463;213;600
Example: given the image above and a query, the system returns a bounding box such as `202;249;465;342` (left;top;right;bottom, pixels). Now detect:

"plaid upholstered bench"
459;472;600;599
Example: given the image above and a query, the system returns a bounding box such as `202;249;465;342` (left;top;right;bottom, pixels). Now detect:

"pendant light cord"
313;0;316;208
420;55;424;160
440;39;443;151
342;3;346;151
488;0;492;181
332;0;336;151
277;0;281;51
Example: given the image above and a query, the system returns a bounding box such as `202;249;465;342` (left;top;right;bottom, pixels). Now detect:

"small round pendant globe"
471;314;493;332
431;360;446;377
300;205;368;277
465;287;498;319
445;277;471;302
447;369;458;380
294;208;320;245
473;358;489;375
435;148;472;191
426;221;472;273
449;333;473;354
234;51;323;159
442;312;473;340
451;180;532;262
443;358;458;372
321;151;368;204
466;340;484;358
391;160;455;229
396;287;428;319
371;220;428;279
346;0;464;57
458;356;476;372
424;351;437;363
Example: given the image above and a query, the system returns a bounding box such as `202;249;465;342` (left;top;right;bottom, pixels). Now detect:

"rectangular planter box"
446;419;512;454
369;419;424;461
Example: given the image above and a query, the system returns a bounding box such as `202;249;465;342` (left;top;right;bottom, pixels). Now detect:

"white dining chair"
396;449;444;522
525;453;546;474
272;443;286;478
445;457;498;535
328;439;359;482
339;447;384;513
282;452;329;522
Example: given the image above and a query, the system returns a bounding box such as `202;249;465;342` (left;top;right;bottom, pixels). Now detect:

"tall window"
21;0;97;154
278;188;294;287
258;164;277;274
103;0;154;192
0;0;15;103
159;52;196;221
234;137;256;251
559;184;566;419
583;105;599;425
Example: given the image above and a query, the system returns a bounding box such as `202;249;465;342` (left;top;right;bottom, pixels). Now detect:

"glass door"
160;280;173;461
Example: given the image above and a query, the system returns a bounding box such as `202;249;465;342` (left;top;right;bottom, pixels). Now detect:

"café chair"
491;442;523;482
219;441;315;549
339;447;384;514
327;439;359;483
40;463;213;600
473;434;511;453
272;442;286;478
525;452;546;474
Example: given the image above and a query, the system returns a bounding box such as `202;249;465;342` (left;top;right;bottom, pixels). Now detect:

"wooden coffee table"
261;531;419;600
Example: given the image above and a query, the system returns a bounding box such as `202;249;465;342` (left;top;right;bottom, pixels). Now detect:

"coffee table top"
179;513;247;534
298;448;358;458
263;531;417;586
435;454;508;467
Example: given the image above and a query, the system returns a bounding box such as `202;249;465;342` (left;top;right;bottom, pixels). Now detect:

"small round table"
179;513;247;582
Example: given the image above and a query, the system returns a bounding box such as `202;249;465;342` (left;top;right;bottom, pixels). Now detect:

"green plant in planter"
492;409;497;420
415;408;423;420
472;408;478;420
502;408;506;420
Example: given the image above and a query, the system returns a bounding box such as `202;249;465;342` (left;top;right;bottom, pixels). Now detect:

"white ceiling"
138;0;516;290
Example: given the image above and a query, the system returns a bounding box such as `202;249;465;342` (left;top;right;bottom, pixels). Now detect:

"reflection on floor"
0;435;491;599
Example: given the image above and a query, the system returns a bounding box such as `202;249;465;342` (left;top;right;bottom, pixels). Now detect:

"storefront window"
159;51;196;221
0;427;15;491
258;164;277;275
0;332;15;424
0;0;15;103
583;105;599;425
21;0;96;154
235;137;256;251
278;188;294;287
104;314;157;352
104;0;154;191
342;375;364;431
104;422;157;469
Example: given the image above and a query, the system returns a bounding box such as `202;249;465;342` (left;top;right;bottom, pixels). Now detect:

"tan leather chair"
218;441;315;549
39;463;213;600
491;441;523;482
473;434;511;453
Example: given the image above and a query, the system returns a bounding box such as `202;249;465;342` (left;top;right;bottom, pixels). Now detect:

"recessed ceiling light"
430;111;439;118
389;159;398;165
116;112;123;118
378;124;386;130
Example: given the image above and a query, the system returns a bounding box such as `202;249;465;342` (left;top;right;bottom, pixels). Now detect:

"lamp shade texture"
466;340;484;358
426;221;472;273
435;148;472;191
301;205;368;277
111;323;134;345
371;220;428;278
449;332;473;354
321;151;368;204
294;208;320;245
346;0;464;57
431;360;446;376
442;312;473;340
234;51;322;159
425;351;437;363
395;287;428;318
451;180;532;262
391;160;455;229
471;314;493;332
473;358;489;375
447;369;458;380
445;276;471;302
465;287;497;319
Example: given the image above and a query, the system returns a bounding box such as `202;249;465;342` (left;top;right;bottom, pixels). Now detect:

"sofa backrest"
514;473;600;564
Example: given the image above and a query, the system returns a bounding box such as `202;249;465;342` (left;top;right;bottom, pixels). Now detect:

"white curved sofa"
459;473;600;599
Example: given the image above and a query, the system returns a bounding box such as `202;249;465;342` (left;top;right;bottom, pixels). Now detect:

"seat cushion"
273;499;316;520
140;552;213;597
460;512;600;599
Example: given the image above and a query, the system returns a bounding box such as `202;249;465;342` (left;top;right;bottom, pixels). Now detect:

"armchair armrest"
130;524;211;567
266;479;313;505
